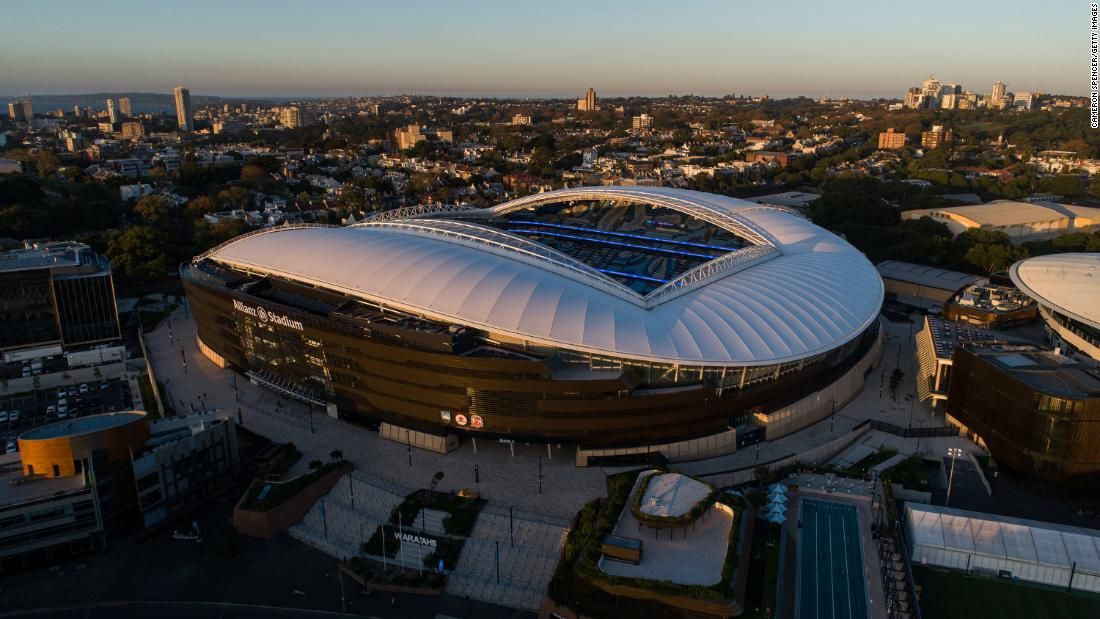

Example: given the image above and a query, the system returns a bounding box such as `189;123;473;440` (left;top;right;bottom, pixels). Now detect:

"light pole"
946;447;962;506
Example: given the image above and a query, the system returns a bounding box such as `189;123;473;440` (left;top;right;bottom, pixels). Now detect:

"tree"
329;449;343;461
240;164;267;186
185;196;217;219
134;195;171;226
104;226;171;280
309;459;323;470
217;186;251;209
34;150;61;177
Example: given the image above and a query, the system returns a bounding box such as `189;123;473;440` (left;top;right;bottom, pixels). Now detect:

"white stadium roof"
202;186;883;366
1010;253;1100;330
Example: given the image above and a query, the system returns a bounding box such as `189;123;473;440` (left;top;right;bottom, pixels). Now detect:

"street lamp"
946;447;963;506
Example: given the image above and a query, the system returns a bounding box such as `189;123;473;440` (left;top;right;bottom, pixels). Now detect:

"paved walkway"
677;319;984;477
144;303;612;519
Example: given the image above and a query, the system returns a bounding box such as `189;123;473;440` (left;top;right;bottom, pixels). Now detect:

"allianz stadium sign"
233;299;304;331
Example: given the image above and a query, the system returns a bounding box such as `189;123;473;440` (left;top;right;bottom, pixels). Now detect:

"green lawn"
913;566;1100;619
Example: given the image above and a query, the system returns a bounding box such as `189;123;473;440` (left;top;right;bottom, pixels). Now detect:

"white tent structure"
906;503;1100;593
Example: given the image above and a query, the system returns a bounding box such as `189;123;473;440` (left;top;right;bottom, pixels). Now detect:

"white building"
1010;253;1100;366
902;200;1100;242
120;183;154;201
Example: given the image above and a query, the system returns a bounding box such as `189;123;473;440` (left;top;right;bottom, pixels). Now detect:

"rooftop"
906;502;1100;572
1010;253;1100;330
0;241;108;274
926;316;999;360
0;463;88;507
965;343;1100;399
949;282;1035;314
200;187;884;367
904;200;1100;228
19;411;147;441
876;260;984;292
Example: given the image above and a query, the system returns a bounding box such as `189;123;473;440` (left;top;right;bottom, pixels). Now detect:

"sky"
0;0;1082;99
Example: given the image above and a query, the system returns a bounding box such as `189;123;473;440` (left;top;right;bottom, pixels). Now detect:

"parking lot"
0;378;133;454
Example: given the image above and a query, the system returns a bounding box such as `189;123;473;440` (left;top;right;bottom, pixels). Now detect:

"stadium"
182;186;884;464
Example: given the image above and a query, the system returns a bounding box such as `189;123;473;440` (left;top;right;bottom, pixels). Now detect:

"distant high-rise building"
1013;92;1035;110
73;105;82;117
173;86;193;131
119;97;132;118
7;102;24;122
577;87;598;112
21;99;33;120
106;99;118;124
991;81;1007;105
632;113;653;130
878;128;907;150
280;106;301;129
920;76;942;107
903;87;924;109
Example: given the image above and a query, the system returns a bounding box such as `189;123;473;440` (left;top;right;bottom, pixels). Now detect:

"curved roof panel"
1010;253;1100;330
203;187;883;366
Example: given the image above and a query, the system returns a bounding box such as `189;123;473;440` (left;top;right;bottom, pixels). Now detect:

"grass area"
883;454;930;490
239;460;346;511
913;566;1100;619
136;373;160;417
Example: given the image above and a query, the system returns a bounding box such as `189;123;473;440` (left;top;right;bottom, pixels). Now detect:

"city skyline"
1;0;1081;99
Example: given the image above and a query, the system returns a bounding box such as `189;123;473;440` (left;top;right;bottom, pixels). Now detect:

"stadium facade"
1010;253;1100;366
182;187;884;464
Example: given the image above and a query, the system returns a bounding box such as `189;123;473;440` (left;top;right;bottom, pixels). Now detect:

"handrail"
193;223;337;263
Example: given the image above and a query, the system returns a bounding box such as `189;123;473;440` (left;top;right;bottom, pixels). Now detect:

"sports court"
797;499;869;619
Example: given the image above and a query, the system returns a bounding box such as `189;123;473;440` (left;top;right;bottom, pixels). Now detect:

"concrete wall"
575;428;738;467
233;462;352;539
759;329;882;440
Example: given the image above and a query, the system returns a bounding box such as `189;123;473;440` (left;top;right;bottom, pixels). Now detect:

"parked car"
46;404;56;416
79;383;89;394
56;388;66;399
100;381;109;391
9;410;20;423
0;411;8;423
5;438;16;453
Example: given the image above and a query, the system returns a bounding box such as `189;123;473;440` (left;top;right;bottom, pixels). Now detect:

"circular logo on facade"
470;414;484;429
257;307;269;322
454;413;468;426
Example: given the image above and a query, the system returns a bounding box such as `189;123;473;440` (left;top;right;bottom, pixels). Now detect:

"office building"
632;113;653;130
946;343;1100;489
943;281;1037;328
280;107;301;129
20;99;33;120
118;97;132;118
920;125;953;149
577;87;598;112
106;99;118;124
877;128;907;150
0;242;121;354
183;186;884;464
1010;253;1100;365
992;81;1007;105
173;86;193;132
1014;92;1035;110
914;316;999;410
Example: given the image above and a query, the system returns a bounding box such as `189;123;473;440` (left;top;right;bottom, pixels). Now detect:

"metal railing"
362;203;481;222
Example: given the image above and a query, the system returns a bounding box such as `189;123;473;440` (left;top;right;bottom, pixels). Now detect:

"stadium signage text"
233;299;304;331
393;531;438;549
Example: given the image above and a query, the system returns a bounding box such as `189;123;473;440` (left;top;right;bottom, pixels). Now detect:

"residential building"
920;125;953;149
1013;92;1035;110
119;183;155;201
991;81;1007;105
877;128;906;150
120;121;145;139
577;87;598;112
106;99;118;124
7;101;25;122
280;107;301;129
512;114;532;126
173;86;193;132
213;118;247;135
20;99;32;120
632;113;653;130
395;124;426;151
118;97;132;118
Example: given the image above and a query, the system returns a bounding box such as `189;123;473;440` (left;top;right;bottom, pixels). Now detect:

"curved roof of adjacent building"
1010;253;1100;330
201;186;883;366
19;411;147;441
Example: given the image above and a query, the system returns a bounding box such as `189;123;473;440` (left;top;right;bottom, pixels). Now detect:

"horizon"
1;0;1081;99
